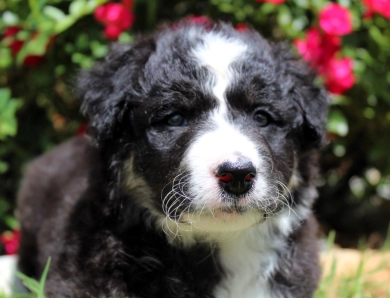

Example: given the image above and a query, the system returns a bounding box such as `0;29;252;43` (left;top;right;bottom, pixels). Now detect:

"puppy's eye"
165;113;188;127
254;111;271;127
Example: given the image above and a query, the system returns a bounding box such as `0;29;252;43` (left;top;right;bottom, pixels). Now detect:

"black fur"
17;21;328;298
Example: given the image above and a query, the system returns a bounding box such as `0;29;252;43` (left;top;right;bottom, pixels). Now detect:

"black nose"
216;157;256;196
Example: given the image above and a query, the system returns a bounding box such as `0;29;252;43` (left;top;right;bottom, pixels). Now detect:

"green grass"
315;231;390;298
0;258;50;298
315;253;390;298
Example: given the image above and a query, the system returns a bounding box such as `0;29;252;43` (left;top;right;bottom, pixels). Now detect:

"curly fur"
17;20;328;298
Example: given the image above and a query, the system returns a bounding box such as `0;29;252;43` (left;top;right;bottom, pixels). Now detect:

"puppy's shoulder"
23;136;98;180
17;136;100;215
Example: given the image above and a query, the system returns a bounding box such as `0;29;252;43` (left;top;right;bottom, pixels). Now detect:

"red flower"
235;23;248;32
187;16;211;26
94;2;135;40
319;3;353;36
171;16;214;31
0;230;20;255
3;26;24;55
76;123;88;136
256;0;285;4
324;57;355;94
23;55;45;67
294;28;340;73
121;0;134;10
104;25;124;40
363;0;390;19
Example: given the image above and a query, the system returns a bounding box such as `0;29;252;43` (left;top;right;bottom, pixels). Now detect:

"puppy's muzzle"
216;156;256;197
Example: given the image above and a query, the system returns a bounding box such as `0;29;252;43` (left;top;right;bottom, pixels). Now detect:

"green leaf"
0;160;8;173
29;0;43;23
15;272;41;293
259;3;277;15
0;88;11;110
15;258;50;297
38;257;51;298
0;88;21;140
91;41;108;58
0;48;12;69
69;0;87;16
369;26;388;47
4;216;19;230
294;0;309;9
43;5;66;22
327;109;349;137
277;5;292;27
53;0;108;34
16;33;50;64
26;33;50;55
54;15;78;34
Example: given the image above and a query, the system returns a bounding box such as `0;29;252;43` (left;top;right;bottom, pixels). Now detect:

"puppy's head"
78;21;328;236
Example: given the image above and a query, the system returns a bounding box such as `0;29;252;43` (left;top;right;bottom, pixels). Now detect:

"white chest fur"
213;210;303;298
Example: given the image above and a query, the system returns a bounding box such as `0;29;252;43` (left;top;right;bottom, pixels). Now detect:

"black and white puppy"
17;20;328;298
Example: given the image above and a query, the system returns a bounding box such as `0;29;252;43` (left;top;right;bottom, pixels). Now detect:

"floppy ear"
76;43;132;145
295;84;329;148
274;43;329;149
76;41;155;146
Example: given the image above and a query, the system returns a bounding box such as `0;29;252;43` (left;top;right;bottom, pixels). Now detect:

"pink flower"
324;57;355;94
94;2;135;40
319;3;353;36
0;230;20;255
256;0;285;4
294;28;341;73
363;0;390;19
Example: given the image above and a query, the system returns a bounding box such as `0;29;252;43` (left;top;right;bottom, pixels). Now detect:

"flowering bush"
0;0;389;248
294;27;355;95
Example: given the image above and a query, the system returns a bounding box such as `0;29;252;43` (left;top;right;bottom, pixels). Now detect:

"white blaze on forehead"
192;33;247;111
182;111;266;212
187;112;261;169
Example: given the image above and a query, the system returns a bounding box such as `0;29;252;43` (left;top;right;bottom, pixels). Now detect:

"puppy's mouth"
216;204;251;214
169;199;261;222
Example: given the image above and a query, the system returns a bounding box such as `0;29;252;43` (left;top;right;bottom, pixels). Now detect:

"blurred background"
0;0;389;255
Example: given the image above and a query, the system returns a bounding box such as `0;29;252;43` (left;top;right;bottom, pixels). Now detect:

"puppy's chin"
163;208;264;238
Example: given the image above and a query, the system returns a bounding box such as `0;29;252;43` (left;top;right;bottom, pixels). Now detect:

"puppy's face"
79;23;328;234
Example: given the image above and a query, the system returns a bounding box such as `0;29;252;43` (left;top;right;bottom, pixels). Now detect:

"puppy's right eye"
254;111;271;127
165;113;188;127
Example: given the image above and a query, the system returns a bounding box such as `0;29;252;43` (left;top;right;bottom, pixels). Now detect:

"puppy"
17;20;328;298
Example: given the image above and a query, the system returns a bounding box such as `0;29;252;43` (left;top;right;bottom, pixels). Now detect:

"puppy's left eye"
165;113;188;127
254;111;271;127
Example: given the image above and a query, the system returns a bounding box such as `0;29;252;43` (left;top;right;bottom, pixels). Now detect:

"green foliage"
0;88;20;142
